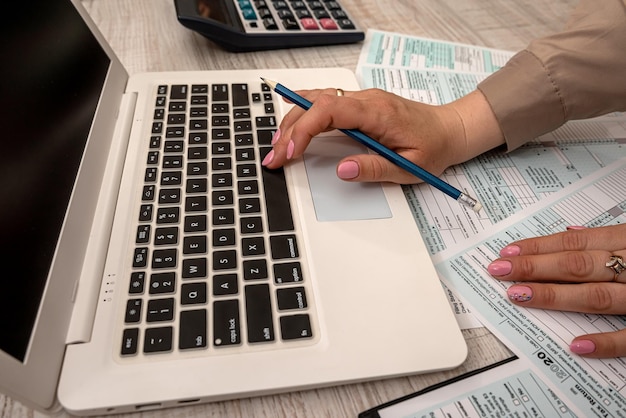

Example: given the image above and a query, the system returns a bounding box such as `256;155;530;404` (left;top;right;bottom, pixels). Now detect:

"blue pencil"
262;78;483;213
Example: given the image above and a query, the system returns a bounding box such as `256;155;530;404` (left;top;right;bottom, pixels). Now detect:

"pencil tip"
261;78;277;90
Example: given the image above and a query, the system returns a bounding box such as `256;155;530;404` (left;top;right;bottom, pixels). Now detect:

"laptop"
0;0;467;415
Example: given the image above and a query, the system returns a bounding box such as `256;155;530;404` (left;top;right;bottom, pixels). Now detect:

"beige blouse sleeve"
477;0;626;151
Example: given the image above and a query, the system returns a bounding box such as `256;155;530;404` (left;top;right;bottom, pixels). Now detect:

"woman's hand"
262;87;504;184
488;224;626;358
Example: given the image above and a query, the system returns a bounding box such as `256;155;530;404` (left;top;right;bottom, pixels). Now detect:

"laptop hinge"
66;92;138;344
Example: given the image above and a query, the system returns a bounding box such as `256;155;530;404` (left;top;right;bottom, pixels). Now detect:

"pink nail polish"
261;150;274;166
507;285;532;302
337;161;359;179
271;129;281;145
500;245;521;257
487;260;512;276
566;225;586;230
570;339;596;354
286;140;295;159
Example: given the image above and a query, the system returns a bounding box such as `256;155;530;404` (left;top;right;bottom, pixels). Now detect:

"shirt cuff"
477;50;566;151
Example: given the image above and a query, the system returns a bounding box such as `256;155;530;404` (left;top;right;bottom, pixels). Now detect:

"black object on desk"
174;0;364;52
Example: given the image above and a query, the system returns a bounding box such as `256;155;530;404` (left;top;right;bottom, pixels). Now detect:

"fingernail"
566;225;587;230
570;339;596;354
261;150;274;166
337;161;359;179
500;245;521;257
487;260;512;276
507;285;532;302
271;129;281;145
286;140;295;159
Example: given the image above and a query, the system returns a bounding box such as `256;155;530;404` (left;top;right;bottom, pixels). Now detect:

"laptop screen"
0;2;110;362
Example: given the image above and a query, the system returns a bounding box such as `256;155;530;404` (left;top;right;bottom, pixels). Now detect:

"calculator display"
195;0;232;26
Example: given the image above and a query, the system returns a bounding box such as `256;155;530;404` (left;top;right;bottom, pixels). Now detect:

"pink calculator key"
319;18;338;30
300;18;319;30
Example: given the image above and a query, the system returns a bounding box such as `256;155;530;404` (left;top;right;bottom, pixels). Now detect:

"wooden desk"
2;0;577;416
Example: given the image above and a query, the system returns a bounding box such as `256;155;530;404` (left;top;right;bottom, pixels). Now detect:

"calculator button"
300;18;319;29
282;18;299;30
263;17;278;29
241;6;257;19
331;9;347;19
319;18;338;30
295;9;311;18
337;18;355;29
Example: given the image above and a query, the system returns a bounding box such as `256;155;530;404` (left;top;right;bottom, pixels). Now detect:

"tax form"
430;161;626;417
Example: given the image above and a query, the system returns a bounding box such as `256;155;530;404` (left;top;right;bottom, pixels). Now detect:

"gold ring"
336;88;344;97
606;255;626;281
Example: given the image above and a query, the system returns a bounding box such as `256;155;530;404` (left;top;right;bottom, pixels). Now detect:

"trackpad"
303;136;392;222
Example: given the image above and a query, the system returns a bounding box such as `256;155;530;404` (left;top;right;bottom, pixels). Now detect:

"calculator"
174;0;365;52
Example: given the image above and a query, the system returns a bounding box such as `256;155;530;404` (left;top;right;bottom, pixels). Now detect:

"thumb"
336;155;423;184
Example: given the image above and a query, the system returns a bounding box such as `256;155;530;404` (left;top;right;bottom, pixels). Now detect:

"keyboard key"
243;259;268;280
179;309;207;350
269;234;299;259
213;300;241;346
213;273;239;296
277;286;307;310
133;247;149;268
146;298;175;322
259;148;295;232
129;272;146;294
280;314;312;340
170;84;188;100
181;282;207;305
121;328;139;356
183;235;207;254
182;257;207;279
125;299;142;323
154;226;178;245
273;262;304;284
232;84;250;107
156;207;180;224
245;284;274;343
144;327;173;353
240;216;264;234
152;249;177;269
242;236;265;256
213;229;236;247
184;215;207;232
213;250;237;270
185;195;207;212
212;84;229;102
149;272;176;294
136;225;151;243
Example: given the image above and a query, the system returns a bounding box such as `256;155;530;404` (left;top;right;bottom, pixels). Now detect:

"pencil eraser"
472;202;483;213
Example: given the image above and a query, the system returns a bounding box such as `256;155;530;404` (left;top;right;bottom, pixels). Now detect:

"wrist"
444;90;505;164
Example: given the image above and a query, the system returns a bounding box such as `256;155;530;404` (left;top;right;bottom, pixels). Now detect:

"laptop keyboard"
120;81;314;356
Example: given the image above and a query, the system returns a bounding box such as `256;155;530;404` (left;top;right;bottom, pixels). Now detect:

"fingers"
505;282;626;313
263;88;359;169
487;249;626;283
569;329;626;358
498;224;626;257
335;154;429;184
504;282;626;358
